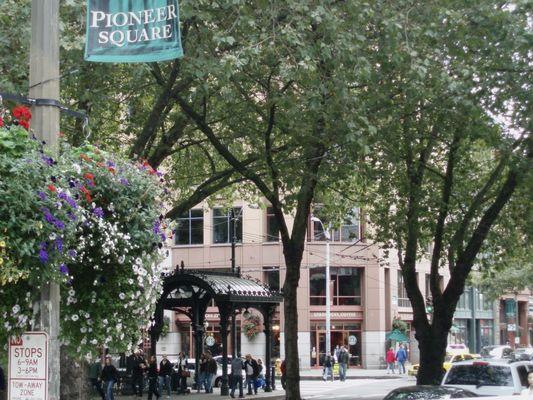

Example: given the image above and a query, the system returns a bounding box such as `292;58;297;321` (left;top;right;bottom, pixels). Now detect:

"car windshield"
383;387;465;400
444;365;513;387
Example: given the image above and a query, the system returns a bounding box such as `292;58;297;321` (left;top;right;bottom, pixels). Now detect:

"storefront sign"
311;311;363;319
348;335;357;345
8;332;48;400
507;323;516;332
85;0;183;63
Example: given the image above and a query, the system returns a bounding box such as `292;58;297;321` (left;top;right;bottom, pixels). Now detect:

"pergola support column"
219;304;231;396
262;304;275;392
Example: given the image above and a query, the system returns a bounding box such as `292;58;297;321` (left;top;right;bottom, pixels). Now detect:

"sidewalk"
299;367;408;380
115;388;285;400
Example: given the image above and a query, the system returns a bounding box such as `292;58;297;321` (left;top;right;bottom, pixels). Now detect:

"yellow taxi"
407;353;480;376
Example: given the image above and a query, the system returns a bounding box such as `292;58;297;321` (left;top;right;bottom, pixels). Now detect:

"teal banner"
85;0;183;63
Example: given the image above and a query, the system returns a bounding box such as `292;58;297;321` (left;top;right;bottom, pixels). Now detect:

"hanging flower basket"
243;313;262;340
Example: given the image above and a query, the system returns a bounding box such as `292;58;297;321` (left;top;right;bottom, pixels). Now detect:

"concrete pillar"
363;264;386;369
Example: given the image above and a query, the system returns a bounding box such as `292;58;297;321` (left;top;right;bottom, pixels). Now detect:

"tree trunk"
415;327;448;385
283;250;302;400
60;347;90;400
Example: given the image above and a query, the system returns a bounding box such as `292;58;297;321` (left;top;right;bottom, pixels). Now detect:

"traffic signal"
425;297;434;314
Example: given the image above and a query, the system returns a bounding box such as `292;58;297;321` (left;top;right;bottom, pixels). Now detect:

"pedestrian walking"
230;353;244;398
89;358;105;400
256;358;265;390
205;352;218;394
386;347;396;374
334;345;341;363
244;354;259;395
199;353;208;392
101;356;118;400
158;355;173;398
395;344;407;374
147;355;160;400
131;349;147;397
176;351;189;394
338;347;349;381
323;353;333;381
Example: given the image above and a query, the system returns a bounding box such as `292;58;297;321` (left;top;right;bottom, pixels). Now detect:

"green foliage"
392;317;409;335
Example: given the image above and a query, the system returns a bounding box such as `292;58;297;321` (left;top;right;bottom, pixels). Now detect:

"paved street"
113;372;413;400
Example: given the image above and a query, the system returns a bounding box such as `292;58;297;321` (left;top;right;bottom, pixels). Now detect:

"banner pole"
29;1;61;399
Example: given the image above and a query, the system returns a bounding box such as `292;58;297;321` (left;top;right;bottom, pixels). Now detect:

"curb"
298;375;404;381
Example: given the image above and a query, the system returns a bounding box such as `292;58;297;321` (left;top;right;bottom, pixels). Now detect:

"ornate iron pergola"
150;265;283;395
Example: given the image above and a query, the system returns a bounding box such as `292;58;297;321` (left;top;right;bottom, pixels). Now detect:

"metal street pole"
231;208;237;357
311;216;331;358
29;1;61;399
325;231;331;358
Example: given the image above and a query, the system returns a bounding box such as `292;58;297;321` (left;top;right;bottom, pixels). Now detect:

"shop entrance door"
311;323;362;367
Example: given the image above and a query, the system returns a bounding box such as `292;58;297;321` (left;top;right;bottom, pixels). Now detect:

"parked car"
447;344;470;355
512;347;533;361
213;355;246;387
442;359;533;396
480;345;512;359
383;385;478;399
408;353;480;376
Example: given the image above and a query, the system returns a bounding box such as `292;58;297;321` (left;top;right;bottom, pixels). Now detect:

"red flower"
47;184;57;192
19;119;30;130
0;116;4;127
80;186;92;203
108;167;116;174
84;173;94;181
12;106;32;122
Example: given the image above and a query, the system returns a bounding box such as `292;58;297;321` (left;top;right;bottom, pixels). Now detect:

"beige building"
163;200;527;369
161;200;436;369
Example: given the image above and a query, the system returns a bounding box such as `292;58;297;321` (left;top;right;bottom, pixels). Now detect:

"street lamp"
311;216;331;358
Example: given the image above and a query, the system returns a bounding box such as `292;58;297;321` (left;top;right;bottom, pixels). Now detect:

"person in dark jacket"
158;355;173;397
395;344;407;374
338;347;349;382
243;354;259;395
146;355;160;400
199;353;208;392
131;349;147;397
205;352;218;394
101;356;118;400
89;358;105;400
230;354;244;399
176;351;189;394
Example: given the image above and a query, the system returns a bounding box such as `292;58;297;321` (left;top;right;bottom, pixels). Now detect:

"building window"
309;267;362;306
175;209;204;245
263;266;280;291
266;207;280;242
213;207;242;244
480;319;494;347
457;290;471;310
309;208;360;242
332;208;360;242
397;273;411;308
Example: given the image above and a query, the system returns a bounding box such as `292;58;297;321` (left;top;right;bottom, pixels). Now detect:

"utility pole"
29;1;61;399
325;227;331;358
231;208;238;357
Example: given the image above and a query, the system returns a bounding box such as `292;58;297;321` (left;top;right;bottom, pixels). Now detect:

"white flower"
90;339;98;345
119;293;125;300
71;314;79;321
12;304;20;314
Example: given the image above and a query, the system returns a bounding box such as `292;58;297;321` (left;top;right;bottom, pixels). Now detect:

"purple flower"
39;249;49;264
59;192;78;209
55;238;63;253
66;212;77;221
37;191;47;201
41;208;55;224
59;264;69;275
68;180;76;188
67;249;77;258
41;155;54;166
153;221;161;235
160;233;167;242
92;207;104;218
119;177;129;186
53;219;65;230
106;160;116;168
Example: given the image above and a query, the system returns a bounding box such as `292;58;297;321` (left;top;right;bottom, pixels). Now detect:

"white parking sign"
8;332;48;400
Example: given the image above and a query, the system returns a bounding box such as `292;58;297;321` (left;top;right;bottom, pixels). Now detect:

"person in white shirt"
521;371;533;396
